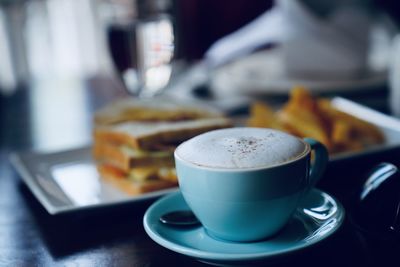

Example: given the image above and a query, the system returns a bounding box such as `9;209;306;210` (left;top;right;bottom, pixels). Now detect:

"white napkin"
205;0;372;79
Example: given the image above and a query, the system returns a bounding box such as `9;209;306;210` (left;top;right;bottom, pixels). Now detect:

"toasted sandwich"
97;164;178;195
93;98;232;195
94;118;232;150
94;97;223;125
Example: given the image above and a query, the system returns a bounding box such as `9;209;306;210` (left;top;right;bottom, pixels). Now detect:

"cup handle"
304;138;329;188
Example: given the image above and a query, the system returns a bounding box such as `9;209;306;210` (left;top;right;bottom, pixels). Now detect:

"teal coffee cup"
174;127;328;242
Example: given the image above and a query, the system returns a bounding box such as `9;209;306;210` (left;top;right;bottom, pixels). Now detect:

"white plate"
10;98;400;215
10;147;177;215
211;49;387;96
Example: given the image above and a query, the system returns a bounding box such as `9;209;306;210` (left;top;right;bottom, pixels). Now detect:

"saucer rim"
143;189;345;262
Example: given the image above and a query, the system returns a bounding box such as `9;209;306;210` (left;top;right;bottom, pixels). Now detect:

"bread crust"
97;164;177;195
93;118;232;150
94;97;224;125
92;142;174;172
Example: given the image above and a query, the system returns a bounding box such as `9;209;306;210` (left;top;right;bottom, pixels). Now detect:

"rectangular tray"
10;97;400;215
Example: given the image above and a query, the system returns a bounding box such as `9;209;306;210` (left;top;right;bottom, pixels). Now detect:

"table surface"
1;75;400;267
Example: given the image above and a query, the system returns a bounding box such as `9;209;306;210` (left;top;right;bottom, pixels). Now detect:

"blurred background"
0;0;399;151
0;0;274;94
1;0;399;91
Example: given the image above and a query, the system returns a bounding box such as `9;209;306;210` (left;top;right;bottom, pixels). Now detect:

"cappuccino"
175;127;306;169
174;127;328;241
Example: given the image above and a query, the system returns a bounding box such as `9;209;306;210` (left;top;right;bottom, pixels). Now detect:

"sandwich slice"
93;117;232;195
97;164;177;195
93;142;174;172
94;96;224;125
94;118;233;150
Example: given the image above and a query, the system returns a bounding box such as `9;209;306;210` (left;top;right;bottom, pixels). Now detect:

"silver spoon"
159;210;201;226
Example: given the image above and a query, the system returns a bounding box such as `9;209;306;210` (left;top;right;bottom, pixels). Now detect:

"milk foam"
175;128;306;169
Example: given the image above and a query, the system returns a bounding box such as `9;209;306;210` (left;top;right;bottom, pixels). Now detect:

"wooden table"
1;75;400;266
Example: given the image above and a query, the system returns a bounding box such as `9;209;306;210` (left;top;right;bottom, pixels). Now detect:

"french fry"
277;109;332;150
317;99;384;145
331;120;363;153
247;101;285;130
248;101;276;128
247;86;385;155
278;87;332;150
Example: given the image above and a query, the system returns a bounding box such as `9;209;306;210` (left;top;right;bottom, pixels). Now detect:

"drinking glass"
106;0;175;97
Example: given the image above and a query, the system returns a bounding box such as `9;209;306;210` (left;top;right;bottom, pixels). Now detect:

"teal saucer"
143;189;345;266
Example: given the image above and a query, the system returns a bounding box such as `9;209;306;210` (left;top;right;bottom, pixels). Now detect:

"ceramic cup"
174;127;328;242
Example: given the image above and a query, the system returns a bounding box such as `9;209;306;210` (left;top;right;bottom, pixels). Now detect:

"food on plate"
247;86;385;154
97;164;178;195
278;88;332;149
93;97;232;195
94;97;222;125
317;98;384;150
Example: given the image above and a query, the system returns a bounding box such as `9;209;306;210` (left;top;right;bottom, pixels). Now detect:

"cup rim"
174;138;311;172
